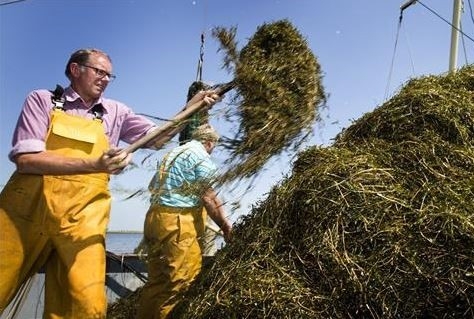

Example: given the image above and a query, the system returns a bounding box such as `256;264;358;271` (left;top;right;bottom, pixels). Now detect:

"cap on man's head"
192;124;220;142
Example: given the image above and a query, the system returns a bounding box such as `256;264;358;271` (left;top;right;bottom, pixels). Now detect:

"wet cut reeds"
167;65;474;318
108;287;141;319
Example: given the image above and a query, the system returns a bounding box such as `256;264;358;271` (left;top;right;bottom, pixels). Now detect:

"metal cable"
4;276;35;319
467;0;474;25
0;0;27;6
402;23;416;76
384;11;403;100
195;32;205;82
106;250;148;283
460;21;470;64
418;0;474;43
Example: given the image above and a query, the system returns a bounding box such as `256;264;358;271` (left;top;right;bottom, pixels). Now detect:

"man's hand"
221;221;233;243
99;148;132;174
186;89;222;108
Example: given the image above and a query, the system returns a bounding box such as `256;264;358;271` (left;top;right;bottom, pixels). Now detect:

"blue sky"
1;0;472;231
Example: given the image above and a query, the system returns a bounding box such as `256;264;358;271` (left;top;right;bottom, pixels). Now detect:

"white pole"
449;0;462;73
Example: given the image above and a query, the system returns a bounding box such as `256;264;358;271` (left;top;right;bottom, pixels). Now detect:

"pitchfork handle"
123;81;235;154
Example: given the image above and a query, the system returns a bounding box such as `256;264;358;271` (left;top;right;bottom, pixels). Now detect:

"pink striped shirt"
9;86;157;161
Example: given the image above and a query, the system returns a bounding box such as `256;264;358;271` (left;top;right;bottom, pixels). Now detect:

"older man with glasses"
0;48;221;319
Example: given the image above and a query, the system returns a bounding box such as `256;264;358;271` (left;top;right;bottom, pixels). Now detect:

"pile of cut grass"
169;65;474;318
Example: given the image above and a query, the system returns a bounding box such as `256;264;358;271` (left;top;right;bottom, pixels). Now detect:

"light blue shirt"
149;140;217;207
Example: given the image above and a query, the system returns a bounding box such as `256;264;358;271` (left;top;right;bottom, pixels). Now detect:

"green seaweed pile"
168;65;474;318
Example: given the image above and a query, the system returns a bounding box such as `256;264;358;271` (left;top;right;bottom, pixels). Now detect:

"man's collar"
64;86;106;112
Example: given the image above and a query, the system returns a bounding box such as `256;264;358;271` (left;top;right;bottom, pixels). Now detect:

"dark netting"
178;81;212;145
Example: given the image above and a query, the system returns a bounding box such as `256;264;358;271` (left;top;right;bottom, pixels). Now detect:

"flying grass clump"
213;19;326;182
168;65;474;318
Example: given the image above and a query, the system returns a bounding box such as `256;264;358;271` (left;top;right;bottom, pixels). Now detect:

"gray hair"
192;124;220;143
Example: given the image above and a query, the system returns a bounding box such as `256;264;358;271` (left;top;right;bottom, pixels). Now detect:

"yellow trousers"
0;110;110;318
137;205;205;319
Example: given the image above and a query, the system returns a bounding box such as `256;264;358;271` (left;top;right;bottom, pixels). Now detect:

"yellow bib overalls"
137;151;206;319
0;107;111;318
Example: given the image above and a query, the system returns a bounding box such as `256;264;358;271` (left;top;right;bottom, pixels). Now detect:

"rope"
468;0;474;25
136;112;173;122
4;276;36;319
106;251;148;283
402;23;416;76
460;21;470;64
466;0;474;63
0;0;27;6
195;32;205;82
387;0;474;99
384;10;403;100
195;0;208;82
139;1;209;124
418;0;474;43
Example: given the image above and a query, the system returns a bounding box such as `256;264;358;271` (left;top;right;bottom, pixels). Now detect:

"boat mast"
449;0;462;73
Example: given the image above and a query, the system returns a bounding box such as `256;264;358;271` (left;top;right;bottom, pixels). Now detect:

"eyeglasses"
79;64;116;81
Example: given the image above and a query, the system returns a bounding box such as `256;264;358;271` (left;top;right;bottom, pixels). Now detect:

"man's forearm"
15;151;100;175
203;190;231;229
14;149;130;175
